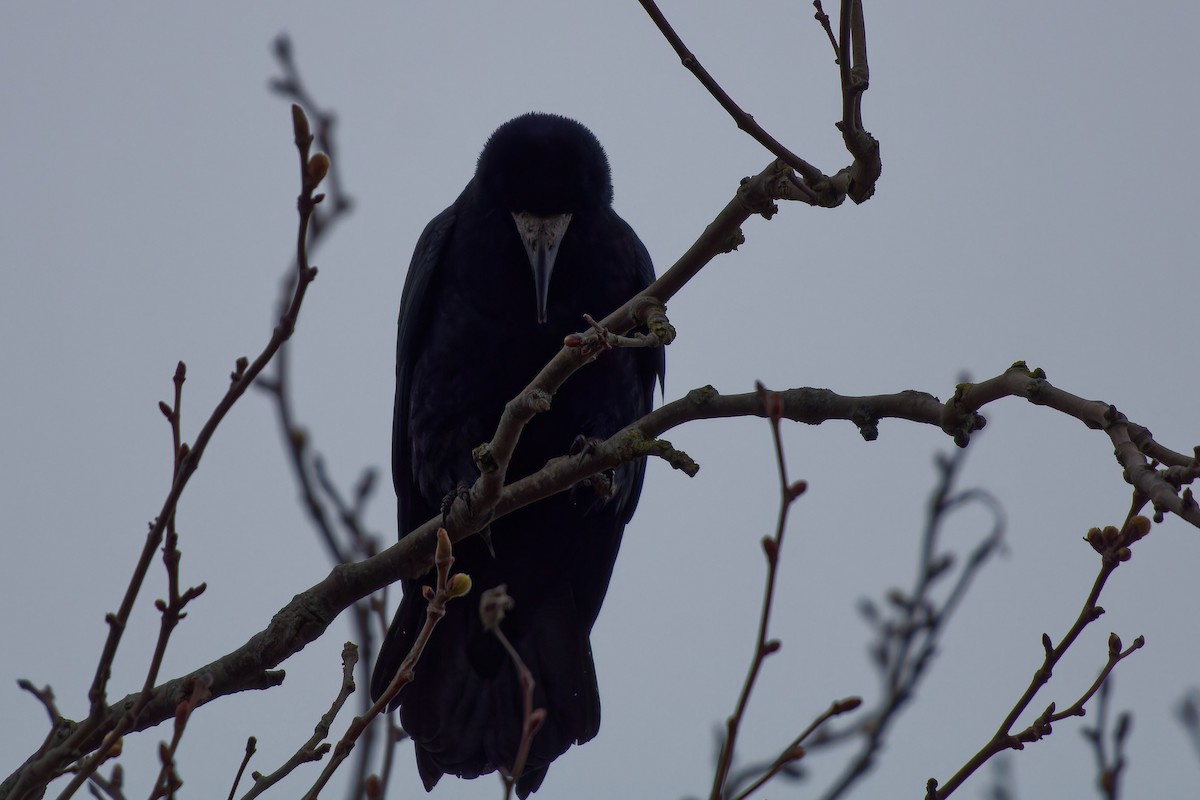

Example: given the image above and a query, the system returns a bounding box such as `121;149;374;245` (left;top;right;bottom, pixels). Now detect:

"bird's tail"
371;551;600;796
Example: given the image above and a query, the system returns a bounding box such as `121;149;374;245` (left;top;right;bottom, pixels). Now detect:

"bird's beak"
512;211;572;324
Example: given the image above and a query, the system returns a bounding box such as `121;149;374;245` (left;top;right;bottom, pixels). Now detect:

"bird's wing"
394;202;458;539
612;218;666;526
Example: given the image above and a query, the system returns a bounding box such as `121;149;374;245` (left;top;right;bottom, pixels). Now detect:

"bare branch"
478;586;546;799
1081;680;1132;800
225;738;256;800
927;518;1151;797
238;644;358;800
709;383;811;799
3;104;327;800
639;1;880;205
299;531;469;800
806;445;1006;800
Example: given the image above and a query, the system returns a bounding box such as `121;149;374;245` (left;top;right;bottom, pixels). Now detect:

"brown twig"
2;104;326;800
84;766;124;800
1081;680;1131;800
16;681;61;734
477;586;546;799
804;445;1005;800
708;382;810;799
299;531;469;800
225;738;256;800
7;358;1196;800
149;674;212;800
1175;689;1200;765
926;517;1151;797
638;0;880;206
812;1;840;58
56;363;207;799
263;40;383;795
637;0;826;191
269;34;353;226
238;644;359;800
730;698;862;800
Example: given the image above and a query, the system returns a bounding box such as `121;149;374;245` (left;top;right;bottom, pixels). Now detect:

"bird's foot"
568;434;602;458
569;435;616;503
441;481;496;557
440;480;472;526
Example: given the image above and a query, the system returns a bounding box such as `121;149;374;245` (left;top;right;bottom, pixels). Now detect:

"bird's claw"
569;436;617;503
440;481;497;557
441;480;472;527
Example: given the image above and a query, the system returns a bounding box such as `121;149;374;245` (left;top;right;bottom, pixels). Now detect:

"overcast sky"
3;2;1199;799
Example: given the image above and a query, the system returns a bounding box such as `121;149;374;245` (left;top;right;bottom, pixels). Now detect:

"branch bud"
761;535;778;564
291;104;311;145
1124;515;1151;541
435;527;452;562
447;573;472;599
307;153;330;187
834;696;863;714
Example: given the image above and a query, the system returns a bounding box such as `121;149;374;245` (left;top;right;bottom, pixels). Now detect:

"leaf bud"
448;573;472;599
1125;515;1151;541
308;152;330;187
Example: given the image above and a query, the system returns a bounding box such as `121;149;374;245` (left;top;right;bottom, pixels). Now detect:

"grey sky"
3;2;1199;798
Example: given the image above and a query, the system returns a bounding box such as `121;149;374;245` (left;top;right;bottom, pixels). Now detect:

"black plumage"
370;113;663;796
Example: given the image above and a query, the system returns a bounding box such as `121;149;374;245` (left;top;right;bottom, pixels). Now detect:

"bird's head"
476;113;614;324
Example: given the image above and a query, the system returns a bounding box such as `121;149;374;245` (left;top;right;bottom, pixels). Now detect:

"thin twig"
927;517;1151;798
239;645;359;800
801;445;1005;800
637;0;825;188
22;105;326;800
299;531;469;800
84;767;124;800
1176;689;1200;765
708;382;808;799
730;698;861;800
261;37;379;798
1081;680;1131;800
149;675;212;800
478;586;546;798
225;738;256;800
8;361;1195;800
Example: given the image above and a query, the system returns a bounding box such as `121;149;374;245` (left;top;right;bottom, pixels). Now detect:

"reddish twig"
730;697;862;800
477;586;546;799
812;1;840;57
1081;680;1132;800
238;644;359;800
926;517;1151;798
4;104;327;800
638;0;880;206
149;674;212;800
7;360;1196;800
84;766;124;800
805;445;1005;800
708;382;810;799
637;0;826;190
224;738;256;800
1175;689;1200;764
299;531;469;800
254;79;378;787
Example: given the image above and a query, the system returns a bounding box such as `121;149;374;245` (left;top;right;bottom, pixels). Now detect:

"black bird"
371;113;663;796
